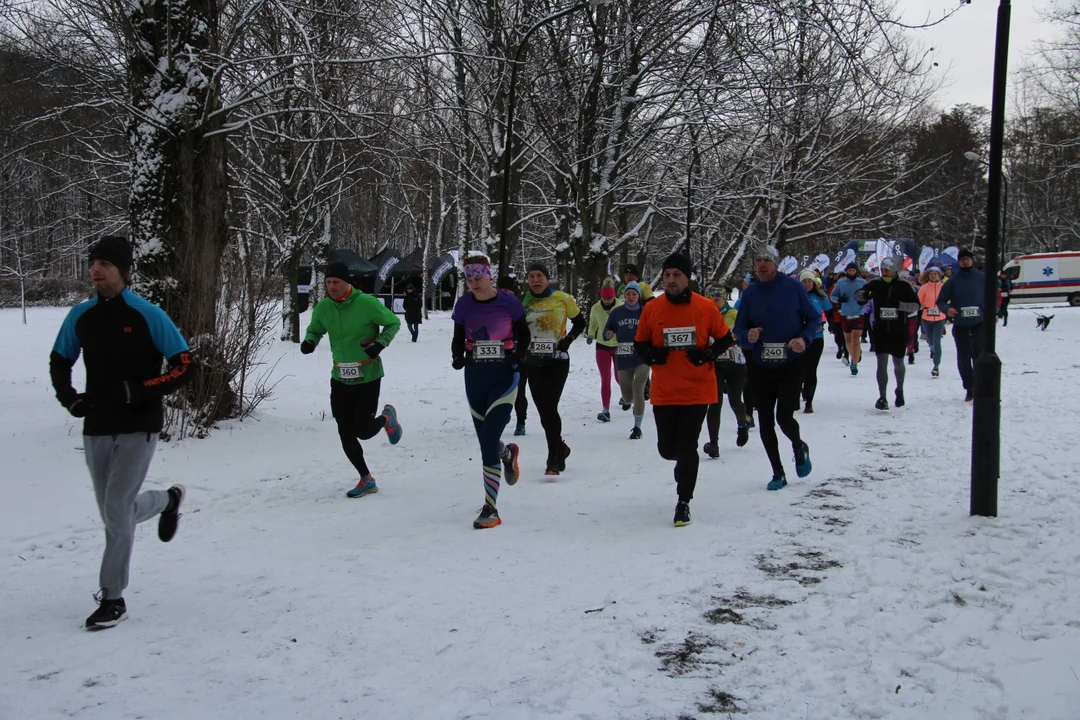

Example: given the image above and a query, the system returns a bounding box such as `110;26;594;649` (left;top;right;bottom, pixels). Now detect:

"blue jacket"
734;274;822;366
829;276;866;317
807;291;832;339
936;268;986;327
603;304;645;371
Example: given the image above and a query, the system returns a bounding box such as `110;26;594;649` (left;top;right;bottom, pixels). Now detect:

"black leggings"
330;378;386;477
801;337;825;402
747;360;804;475
654;404;709;503
707;361;747;442
526;361;570;460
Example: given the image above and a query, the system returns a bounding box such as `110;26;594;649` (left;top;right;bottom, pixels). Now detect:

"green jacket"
305;287;400;383
588;299;621;348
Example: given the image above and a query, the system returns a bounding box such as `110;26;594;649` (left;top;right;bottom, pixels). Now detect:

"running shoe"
597;409;611;422
767;473;787;491
629;426;642;440
86;591;126;630
347;475;378;498
875;397;889;411
703;441;719;458
514;421;526;436
673;501;691;527
473;504;501;529
382;405;402;444
736;424;749;447
794;442;812;478
158;484;185;542
501;443;520;486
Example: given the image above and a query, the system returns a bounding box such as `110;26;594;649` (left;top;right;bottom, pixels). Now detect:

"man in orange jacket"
634;252;733;526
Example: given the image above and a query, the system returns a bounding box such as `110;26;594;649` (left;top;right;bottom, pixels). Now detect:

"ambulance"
1002;251;1080;306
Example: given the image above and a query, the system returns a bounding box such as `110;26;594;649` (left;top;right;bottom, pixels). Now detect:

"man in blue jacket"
936;248;984;402
829;262;867;376
734;247;821;490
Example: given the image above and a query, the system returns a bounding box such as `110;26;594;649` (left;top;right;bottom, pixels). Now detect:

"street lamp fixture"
495;0;613;280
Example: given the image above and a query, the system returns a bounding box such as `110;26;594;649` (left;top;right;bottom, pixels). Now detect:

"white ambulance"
1002;251;1080;306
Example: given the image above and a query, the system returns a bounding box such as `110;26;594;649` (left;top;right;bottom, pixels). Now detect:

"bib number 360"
337;362;363;381
663;326;696;349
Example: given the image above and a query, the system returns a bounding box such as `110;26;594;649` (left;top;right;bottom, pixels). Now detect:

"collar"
530;288;553;300
332;286;354;303
667;288;692;304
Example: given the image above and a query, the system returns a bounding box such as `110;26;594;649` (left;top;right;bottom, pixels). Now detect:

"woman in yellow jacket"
588;277;621;421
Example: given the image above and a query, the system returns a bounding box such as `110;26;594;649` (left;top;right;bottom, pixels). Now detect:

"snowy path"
1;305;1078;719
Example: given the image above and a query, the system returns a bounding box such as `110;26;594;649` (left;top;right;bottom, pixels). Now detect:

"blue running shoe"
767;473;787;491
347;475;378;498
794;442;812;478
514;421;526;436
850;362;858;376
382;405;402;444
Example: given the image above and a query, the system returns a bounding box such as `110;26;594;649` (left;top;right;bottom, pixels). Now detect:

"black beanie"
88;236;133;271
662;252;693;278
624;264;639;277
325;261;351;282
958;248;974;261
526;262;550;280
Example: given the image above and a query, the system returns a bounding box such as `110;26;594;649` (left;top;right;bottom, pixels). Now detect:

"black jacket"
403;292;423;323
855;279;919;338
50;287;197;435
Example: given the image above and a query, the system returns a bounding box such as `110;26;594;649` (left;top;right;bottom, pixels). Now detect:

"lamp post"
964;151;1009;267
495;1;610;280
970;0;1010;518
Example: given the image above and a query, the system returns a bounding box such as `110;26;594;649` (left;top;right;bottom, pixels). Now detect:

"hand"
686;347;710;366
363;341;384;358
788;337;807;354
643;347;668;366
603;330;614;341
586;337;593;345
748;328;762;343
452;355;466;370
839;295;849;303
556;336;573;353
68;394;93;418
947;308;958;318
300;340;316;354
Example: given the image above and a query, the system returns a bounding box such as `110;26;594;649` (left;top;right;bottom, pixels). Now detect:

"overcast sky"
900;0;1058;111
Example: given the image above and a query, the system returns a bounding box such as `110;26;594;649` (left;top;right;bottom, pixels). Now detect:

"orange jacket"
634;292;731;406
918;282;946;323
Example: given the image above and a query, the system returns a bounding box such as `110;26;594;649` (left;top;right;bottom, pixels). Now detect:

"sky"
900;0;1059;111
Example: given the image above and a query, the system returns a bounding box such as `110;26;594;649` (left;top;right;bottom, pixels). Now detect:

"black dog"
1036;314;1054;331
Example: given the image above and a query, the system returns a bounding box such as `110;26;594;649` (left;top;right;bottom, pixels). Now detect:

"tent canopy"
329;248;377;277
391;248;426;280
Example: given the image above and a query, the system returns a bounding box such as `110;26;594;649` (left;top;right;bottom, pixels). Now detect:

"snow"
2;304;1079;719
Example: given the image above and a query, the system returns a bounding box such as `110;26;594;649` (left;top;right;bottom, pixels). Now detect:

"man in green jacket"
301;261;403;497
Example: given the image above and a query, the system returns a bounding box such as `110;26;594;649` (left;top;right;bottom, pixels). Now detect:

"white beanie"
799;269;816;283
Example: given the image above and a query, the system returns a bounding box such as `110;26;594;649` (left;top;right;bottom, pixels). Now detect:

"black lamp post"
970;0;1010;518
495;1;610;280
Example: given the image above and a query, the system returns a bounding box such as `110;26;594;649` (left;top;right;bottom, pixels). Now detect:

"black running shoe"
736;424;749;447
803;400;814;414
558;441;571;472
703;441;719;458
158;484;185;542
629;426;642;440
965;390;974;403
673;501;691;527
86;591;126;630
875;397;889;410
895;390;905;408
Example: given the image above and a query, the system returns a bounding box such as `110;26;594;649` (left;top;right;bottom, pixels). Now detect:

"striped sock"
634;415;643;428
483;462;502;508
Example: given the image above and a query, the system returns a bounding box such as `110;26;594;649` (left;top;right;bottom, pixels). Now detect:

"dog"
1036;314;1054;331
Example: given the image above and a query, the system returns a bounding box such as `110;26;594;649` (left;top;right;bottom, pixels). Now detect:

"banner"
942;246;959;261
834;248;856;273
918;246;934;272
876;238;899;264
778;256;798;275
814;253;831;273
865;253;880;273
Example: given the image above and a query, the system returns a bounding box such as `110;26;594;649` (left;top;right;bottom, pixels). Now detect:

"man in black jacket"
855;257;920;410
49;236;197;629
403;283;423;341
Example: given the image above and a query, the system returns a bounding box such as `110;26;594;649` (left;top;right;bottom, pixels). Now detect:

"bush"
0;276;91;308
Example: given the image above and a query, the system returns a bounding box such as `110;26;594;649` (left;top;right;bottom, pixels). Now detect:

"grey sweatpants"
84;433;168;599
617;365;650;417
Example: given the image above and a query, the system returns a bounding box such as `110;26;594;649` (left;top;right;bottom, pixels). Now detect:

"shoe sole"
674;520;691;527
473;518;501;529
86;614;127;631
383;405;402;444
158;484;185;542
505;444;520;486
347;488;377;498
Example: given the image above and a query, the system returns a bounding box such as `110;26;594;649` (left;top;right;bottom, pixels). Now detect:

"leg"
352;379;386;440
706;362;724;442
773;361;803;449
632;365;649;423
802;338;824;402
674;405;708;503
514;365;529;425
892;353;906;394
723;363;748;426
876;351;890;398
595;347;613;410
616;368;634;410
953;326;973;390
652;405;679;461
330;380;380;477
529;362;570;462
91;433;166;599
748;363;784;475
465;366;518;508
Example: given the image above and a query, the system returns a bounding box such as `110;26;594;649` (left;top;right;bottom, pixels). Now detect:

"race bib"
472;341;505;362
927;308;941;317
718;346;745;365
337;362;363;381
845;315;861;320
762;343;787;363
529;340;556;356
878;307;899;320
961;306;981;319
616;343;635;358
663;326;696;349
1000;292;1009;298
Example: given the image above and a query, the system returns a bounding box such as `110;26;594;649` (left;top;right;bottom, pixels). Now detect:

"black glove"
363;341;384;359
586;337;593;345
838;295;849;303
68;394;93;418
642;346;668;366
300;340;316;354
557;336;574;353
686;347;711;366
452;354;466;370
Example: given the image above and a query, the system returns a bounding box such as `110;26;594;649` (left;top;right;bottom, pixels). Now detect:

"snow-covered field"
2;303;1079;720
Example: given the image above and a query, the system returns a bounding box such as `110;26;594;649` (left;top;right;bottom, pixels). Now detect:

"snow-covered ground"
2;303;1079;720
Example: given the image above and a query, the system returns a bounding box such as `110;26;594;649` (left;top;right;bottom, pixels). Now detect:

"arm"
587;305;601;340
369;296;402;348
50;308;82;408
451;323;466;369
513;314;531;358
797;288;823;345
708;308;734;356
603;311;617;341
829;280;843;305
733;296;750;347
936;280;954;314
304;302;328;346
136;306;197;400
854;280;871;305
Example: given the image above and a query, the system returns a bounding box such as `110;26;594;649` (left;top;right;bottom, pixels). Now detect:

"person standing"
634;253;733;526
998;270;1013;326
829;262;867;376
49;236;197;629
918;267;948;378
587;278;621;422
936;249;985;402
450;256;530;528
604;281;649;439
701;285;750;457
734;248;820;491
403;283;423;342
521;262;586;475
302;261;402;497
855;258;920;410
798;270;832;413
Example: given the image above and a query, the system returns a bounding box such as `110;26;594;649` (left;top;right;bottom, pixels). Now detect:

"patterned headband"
464;263;491;280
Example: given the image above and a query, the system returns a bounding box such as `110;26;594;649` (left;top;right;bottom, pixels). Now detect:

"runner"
918;266;947;378
499;276;530;436
701;284;749;457
998;270;1012;326
829;262;867;376
617;264;654;300
49;236;197;629
587;278;620;422
450;255;530;529
634;253;733;525
855;257;920;410
403;283;422;342
935;249;985;402
301;261;402;498
604;281;649;439
521;262;586;474
799;270;833;413
733;247;820;491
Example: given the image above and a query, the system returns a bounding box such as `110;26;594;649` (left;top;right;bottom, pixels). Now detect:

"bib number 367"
663;326;696;349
